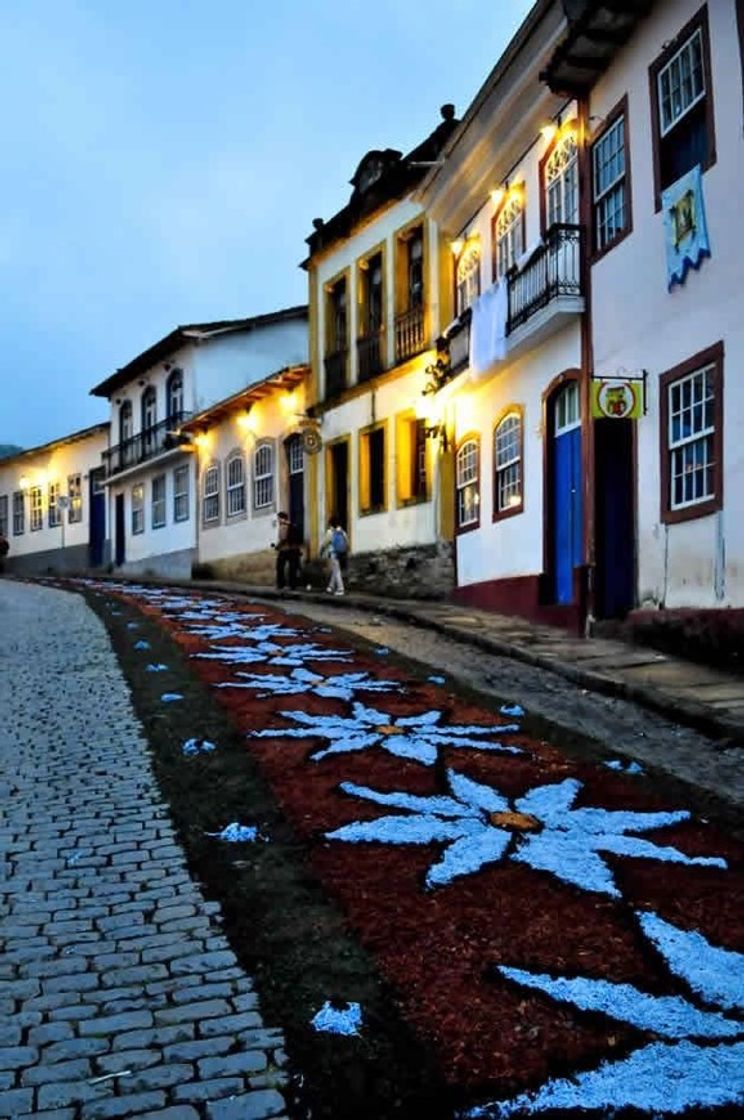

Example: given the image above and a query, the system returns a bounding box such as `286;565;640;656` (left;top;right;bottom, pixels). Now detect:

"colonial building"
179;363;308;583
302;105;460;596
89;308;307;579
0;422;109;574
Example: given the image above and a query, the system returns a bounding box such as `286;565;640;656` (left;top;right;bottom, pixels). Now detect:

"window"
226;454;246;516
0;495;7;538
555;380;581;433
288;437;304;475
494;411;523;518
152;475;166;529
327;277;347;354
142;386;157;455
253;442;274;511
13;491;24;535
361;252;384;334
360;425;386;514
660;342;722;523
649;7;715;204
592;101;631;255
407;230;424;308
173;465;189;522
48;481;61;528
29;486;43;531
543;129;579;229
492;192;525;281
68;474;83;523
203;464;220;523
456;438;479;529
396;414;427;505
456;241;481;315
166;369;184;419
119;401;133;444
132;484;145;534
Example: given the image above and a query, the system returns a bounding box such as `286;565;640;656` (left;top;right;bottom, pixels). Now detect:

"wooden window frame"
491;192;526;283
173;464;190;523
660;341;723;524
253;440;275;513
359;421;388;516
395;411;428;507
12;491;24;535
648;4;716;212
454;239;481;316
68;473;83;523
48;481;61;529
151;473;167;530
455;434;480;534
131;483;145;535
202;462;221;526
0;494;7;538
591;95;633;262
29;485;43;532
492;407;524;522
539;121;579;235
225;452;246;518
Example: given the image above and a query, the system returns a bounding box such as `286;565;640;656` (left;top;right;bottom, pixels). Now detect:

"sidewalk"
187;580;744;745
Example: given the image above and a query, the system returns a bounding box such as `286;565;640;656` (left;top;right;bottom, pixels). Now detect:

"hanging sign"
590;377;644;420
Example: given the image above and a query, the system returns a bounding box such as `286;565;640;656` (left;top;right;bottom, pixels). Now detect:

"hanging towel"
662;164;710;291
469;279;508;377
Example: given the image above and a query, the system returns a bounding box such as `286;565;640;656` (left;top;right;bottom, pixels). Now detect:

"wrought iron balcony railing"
103;412;192;478
357;329;385;382
507;222;583;333
394;305;425;363
324;347;348;399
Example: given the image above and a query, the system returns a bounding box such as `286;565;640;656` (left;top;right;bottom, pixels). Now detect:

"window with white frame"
173;465;189;522
456;241;481;315
253;442;274;511
68;474;83;523
555;381;581;434
48;481;61;528
544;130;579;227
456;439;479;529
226;454;246;516
288;436;304;476
152;474;166;528
665;359;719;514
592;109;629;252
166;369;184;419
492;193;524;280
132;484;145;534
13;492;24;535
29;486;43;531
659;28;705;137
0;495;7;538
203;463;220;523
494;412;523;516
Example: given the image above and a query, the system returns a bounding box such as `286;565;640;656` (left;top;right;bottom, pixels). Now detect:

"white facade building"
89;308;307;579
0;423;109;574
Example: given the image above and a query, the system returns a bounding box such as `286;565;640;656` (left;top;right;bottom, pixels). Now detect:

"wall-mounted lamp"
424;423;449;453
19;475;30;490
490;187;505;207
449;238;464;257
540;122;558;143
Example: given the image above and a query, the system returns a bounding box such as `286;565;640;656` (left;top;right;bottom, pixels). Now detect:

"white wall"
109;453;196;572
590;0;744;607
193;321;308;412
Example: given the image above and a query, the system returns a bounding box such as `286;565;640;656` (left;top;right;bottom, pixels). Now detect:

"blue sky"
1;0;533;449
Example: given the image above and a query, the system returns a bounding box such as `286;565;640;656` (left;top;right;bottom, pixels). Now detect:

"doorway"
114;493;125;566
328;439;349;533
548;380;583;604
594;418;635;617
285;434;305;543
88;468;106;567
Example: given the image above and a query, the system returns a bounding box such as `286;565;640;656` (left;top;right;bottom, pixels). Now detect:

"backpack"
331;528;347;555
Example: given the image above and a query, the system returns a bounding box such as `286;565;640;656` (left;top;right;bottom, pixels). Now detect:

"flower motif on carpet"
215;666;406;700
252;703;522;765
195;641;355;668
187;620;301;642
326;770;726;894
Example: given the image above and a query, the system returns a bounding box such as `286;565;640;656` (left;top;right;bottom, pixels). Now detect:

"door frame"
542;368;583;602
325;435;351;538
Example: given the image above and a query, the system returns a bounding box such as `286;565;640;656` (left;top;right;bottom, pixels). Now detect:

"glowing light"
541;122;557;142
194;432;210;449
19;475;29;490
490;187;505;207
450;238;464;257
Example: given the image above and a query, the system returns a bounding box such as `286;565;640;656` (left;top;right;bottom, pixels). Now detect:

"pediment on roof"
349;149;402;199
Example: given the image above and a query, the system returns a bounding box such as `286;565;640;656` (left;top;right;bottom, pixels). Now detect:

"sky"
1;0;533;450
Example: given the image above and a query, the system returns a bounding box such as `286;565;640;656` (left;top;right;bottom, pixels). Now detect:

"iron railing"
394;305;425;362
357;330;385;382
324;348;348;399
103;412;192;478
507;222;583;333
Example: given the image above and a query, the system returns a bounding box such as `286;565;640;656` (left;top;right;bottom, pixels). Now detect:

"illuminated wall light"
19;475;30;490
449;238;464;257
194;432;210;449
540;122;557;143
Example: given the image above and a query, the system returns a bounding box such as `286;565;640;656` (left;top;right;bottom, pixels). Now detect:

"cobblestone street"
0;581;289;1120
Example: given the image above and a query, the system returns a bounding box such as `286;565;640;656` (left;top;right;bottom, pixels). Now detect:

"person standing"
274;511;301;591
0;532;8;575
322;515;348;596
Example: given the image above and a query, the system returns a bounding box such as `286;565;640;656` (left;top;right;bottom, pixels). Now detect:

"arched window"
119;401;133;444
203;463;220;524
492;192;525;280
141;385;157;430
166;369;184;420
544;129;579;227
456;438;479;529
253;441;275;511
225;453;246;516
456;240;481;315
494;410;523;517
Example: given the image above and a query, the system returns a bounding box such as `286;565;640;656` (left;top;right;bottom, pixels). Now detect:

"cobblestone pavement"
0;580;289;1120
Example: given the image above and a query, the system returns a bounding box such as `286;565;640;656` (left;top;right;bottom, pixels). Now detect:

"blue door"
552;383;582;604
88;468;106;568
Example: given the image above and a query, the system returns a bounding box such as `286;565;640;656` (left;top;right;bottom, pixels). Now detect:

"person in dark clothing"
274;511;301;591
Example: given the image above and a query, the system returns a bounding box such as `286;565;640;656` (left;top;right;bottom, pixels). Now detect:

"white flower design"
326;770;726;894
252;702;522;765
215;666;405;700
475;911;743;1117
187;620;301;642
195;641;355;668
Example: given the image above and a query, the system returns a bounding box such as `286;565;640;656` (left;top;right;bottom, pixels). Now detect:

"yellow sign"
591;379;643;420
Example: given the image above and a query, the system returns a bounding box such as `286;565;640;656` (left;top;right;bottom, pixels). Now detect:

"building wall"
589;0;744;608
193;321;308;412
0;428;109;574
108;453;196;578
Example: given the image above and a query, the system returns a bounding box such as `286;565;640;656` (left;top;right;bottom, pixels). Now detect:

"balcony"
357;329;385;383
395;305;425;363
324;348;348;399
103;413;192;479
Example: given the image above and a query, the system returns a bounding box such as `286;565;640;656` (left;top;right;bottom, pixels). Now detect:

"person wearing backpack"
274;511;302;591
321;515;348;596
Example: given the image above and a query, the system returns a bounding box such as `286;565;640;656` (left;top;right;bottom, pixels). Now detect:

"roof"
180;364;308;430
90;305;308;400
302;105;460;266
541;0;653;94
0;421;110;469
